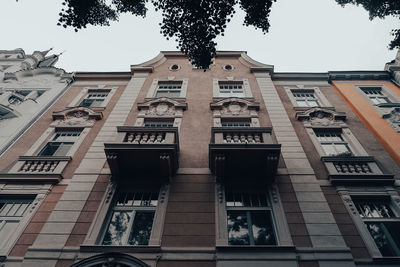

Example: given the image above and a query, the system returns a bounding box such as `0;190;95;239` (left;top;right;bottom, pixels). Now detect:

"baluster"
225;134;232;143
334;163;341;172
22;161;31;172
156;133;163;143
233;133;239;143
36;161;44;172
342;163;349;173
348;163;355;173
354;163;362;173
149;132;156;143
44;161;51;172
247;134;254;143
31;161;39;172
50;161;58;172
362;163;371;173
254;134;261;143
240;134;246;143
127;133;134;143
141;133;149;144
132;133;141;144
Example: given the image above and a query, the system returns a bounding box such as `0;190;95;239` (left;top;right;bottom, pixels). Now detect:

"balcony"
321;156;394;184
104;126;179;184
209;127;281;185
0;156;71;183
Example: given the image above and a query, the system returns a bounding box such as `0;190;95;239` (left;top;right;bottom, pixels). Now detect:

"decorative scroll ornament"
52;107;102;127
296;107;346;127
210;97;260;117
148;102;176;116
137;97;187;118
384;107;400;132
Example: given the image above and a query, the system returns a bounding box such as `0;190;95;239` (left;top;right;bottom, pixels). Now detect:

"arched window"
72;252;149;267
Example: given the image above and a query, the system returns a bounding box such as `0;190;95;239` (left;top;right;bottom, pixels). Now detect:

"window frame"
79;91;110;108
82;183;170;247
285;87;333;110
339;188;400;258
314;130;353;156
215;183;292;247
37;130;82;157
69;87;117;109
306;127;368;157
0;184;49;257
356;85;399;107
100;190;159;246
146;79;188;99
213;78;253;98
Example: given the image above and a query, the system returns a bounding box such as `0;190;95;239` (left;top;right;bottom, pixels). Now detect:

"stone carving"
210;97;260;117
384;107;400;132
137;97;187;118
297;107;346;126
52;107;102;127
221;102;249;116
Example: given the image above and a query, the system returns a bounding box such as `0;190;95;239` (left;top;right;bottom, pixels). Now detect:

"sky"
0;0;398;73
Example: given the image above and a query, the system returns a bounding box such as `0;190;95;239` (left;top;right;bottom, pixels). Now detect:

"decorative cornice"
296;107;346;124
52;106;103;121
210;97;260;111
137;97;188;111
328;71;391;82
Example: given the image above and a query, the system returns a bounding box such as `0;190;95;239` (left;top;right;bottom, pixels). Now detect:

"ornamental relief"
220;102;250;116
51;107;102;127
296;108;346;127
146;102;176;116
385;108;400;132
137;97;187;119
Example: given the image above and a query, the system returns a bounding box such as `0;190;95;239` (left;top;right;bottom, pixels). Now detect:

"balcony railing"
0;156;71;183
321;156;394;184
104;126;179;184
209;127;281;185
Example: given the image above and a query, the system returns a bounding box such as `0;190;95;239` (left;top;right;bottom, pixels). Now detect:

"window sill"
371;256;400;264
80;245;161;253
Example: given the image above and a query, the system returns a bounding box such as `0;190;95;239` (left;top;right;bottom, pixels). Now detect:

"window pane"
38;142;61;156
366;222;400;256
321;144;336;156
102;211;131;245
251;211;277;245
128;211;155;245
297;100;308;107
53;143;73;156
227;210;250;245
335;144;351;155
0;221;18;248
355;201;394;218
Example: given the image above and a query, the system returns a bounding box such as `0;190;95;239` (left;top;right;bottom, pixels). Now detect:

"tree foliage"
48;0;400;69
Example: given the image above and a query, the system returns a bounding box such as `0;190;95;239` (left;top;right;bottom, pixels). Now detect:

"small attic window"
169;64;180;71
223;64;233;71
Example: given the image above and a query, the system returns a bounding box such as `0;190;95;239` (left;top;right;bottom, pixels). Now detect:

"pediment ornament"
384;107;400;132
297;108;346;126
52;107;102;126
137;97;187;118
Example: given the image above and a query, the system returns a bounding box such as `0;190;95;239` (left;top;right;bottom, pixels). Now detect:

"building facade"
0;48;73;156
0;51;399;267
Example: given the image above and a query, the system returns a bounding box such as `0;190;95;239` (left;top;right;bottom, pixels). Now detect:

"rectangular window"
353;198;400;256
102;190;158;246
155;83;182;98
360;87;390;105
315;131;352;156
144;119;174;128
38;131;81;156
219;83;245;97
79;92;109;108
221;119;251;127
226;191;277;245
292;91;319;107
0;198;33;249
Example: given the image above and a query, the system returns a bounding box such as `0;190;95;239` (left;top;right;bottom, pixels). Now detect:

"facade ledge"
209;127;281;184
0;155;71;183
79;245;161;254
321;156;394;185
104;126;179;185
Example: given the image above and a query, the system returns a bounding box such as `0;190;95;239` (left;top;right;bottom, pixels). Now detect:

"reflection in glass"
251;211;276;245
128;211;155;245
103;211;131;245
227;210;249;245
366;222;400;256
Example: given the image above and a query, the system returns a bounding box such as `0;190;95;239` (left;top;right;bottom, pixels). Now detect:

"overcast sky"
1;0;398;72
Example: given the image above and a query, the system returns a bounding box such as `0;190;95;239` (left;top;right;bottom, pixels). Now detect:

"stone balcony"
321;156;394;184
209;127;281;185
0;156;71;183
104;126;179;185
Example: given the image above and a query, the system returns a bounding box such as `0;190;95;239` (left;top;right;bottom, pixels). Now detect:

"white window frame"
215;183;292;247
0;183;49;256
356;85;399;106
213;78;252;98
146;79;188;99
143;119;175;128
69;86;117;109
83;183;170;247
36;130;82;157
338;187;400;258
285;86;332;109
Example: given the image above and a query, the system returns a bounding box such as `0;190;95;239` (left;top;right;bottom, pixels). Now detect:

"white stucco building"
0;48;73;155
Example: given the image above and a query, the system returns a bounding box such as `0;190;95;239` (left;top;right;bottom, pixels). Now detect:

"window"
38;130;81;156
315;130;352;156
360;87;390;105
221;119;251;127
0;198;33;250
155;83;182;98
219;82;245;97
353;198;400;256
292;91;319;107
144;120;174;128
102;190;158;246
79;92;109;108
226;191;277;245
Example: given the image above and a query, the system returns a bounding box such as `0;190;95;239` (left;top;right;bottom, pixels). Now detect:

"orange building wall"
332;81;400;164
